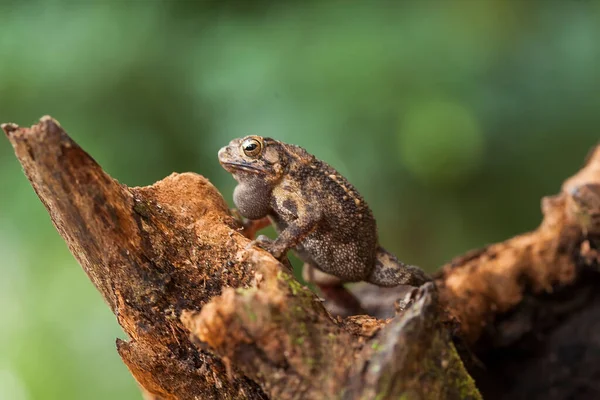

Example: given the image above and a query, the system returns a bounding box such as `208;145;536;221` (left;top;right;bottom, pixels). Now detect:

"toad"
218;135;430;296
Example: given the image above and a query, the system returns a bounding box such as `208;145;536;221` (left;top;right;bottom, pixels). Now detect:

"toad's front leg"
251;210;322;259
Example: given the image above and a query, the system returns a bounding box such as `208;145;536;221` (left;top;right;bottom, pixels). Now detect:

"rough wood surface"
3;116;599;399
437;146;600;399
3;117;267;399
343;145;600;399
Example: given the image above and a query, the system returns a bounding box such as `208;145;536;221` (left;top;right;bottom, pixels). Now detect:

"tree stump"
3;117;599;399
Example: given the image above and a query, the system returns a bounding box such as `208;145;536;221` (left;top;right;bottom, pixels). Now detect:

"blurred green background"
1;1;599;399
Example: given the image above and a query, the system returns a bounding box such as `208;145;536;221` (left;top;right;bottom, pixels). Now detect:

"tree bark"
3;116;599;399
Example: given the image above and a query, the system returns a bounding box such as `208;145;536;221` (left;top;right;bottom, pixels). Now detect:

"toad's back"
269;149;379;282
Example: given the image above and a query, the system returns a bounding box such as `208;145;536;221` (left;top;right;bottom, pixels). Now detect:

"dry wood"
3;116;599;399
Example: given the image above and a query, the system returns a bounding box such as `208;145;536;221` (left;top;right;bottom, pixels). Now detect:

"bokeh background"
1;1;599;399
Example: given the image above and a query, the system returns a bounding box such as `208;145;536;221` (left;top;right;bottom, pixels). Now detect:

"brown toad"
218;135;430;289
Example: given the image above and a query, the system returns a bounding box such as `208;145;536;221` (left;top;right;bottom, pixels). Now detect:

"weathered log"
437;146;600;399
3;116;599;399
345;145;600;399
3;117;267;399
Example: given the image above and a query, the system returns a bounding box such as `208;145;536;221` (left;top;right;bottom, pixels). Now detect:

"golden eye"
241;138;262;157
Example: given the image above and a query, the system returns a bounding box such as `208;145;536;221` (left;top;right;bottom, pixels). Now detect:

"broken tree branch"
3;117;267;399
4;116;599;399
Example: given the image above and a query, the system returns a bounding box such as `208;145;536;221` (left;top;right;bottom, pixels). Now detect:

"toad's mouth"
220;161;264;174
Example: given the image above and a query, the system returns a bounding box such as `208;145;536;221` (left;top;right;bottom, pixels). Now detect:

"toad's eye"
242;138;262;157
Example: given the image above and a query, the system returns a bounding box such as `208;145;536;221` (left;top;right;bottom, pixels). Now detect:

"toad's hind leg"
302;263;342;286
367;247;430;287
302;263;366;316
